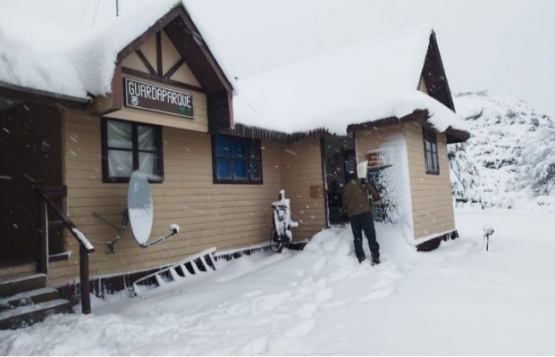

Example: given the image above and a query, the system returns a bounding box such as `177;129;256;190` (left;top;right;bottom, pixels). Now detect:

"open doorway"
0;103;64;268
322;135;355;225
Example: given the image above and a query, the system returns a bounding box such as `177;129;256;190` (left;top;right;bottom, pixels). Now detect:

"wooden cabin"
0;3;469;309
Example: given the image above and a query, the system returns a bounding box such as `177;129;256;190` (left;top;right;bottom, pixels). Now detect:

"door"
322;135;355;225
0;103;64;266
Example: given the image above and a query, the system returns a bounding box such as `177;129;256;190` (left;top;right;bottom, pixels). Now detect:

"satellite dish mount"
93;171;180;253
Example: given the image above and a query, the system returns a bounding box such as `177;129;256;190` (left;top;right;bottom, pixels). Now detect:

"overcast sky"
4;0;555;118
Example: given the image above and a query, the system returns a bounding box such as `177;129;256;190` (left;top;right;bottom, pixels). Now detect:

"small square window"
212;135;262;184
102;118;163;183
423;128;439;175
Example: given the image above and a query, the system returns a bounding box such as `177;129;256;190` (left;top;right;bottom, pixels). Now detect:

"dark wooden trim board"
416;230;459;252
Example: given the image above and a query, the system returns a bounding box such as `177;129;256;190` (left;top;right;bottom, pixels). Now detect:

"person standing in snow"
342;171;382;265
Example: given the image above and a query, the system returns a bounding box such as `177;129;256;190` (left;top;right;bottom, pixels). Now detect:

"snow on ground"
1;208;555;355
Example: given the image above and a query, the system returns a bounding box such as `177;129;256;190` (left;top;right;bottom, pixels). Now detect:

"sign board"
366;150;392;172
124;78;194;118
367;152;381;169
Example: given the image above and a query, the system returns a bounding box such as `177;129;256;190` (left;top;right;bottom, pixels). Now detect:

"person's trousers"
349;212;380;260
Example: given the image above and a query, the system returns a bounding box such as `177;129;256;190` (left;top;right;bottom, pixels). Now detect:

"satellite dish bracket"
139;224;180;248
92;209;129;254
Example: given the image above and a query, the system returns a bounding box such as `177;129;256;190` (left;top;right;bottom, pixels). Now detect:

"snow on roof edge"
232;24;469;136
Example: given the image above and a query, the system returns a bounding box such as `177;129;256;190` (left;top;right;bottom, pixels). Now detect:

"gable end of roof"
420;31;456;112
115;5;233;94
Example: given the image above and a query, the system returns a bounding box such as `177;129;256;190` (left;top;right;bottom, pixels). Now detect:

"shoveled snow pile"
450;91;555;210
1;209;554;355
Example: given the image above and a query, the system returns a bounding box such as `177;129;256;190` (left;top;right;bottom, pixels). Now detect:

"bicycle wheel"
269;227;283;253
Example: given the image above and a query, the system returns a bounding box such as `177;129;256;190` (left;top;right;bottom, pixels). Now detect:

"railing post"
79;244;91;314
37;200;49;275
37;185;94;314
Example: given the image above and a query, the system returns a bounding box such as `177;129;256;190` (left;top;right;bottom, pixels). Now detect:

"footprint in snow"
283;319;316;339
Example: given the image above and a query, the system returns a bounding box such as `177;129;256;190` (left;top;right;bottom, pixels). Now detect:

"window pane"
138;126;156;150
108;150;133;177
250;162;261;180
215;136;231;158
232;138;246;159
426;152;434;171
425;139;432;151
233;160;247;180
249;141;260;159
139;152;157;175
216;158;233;180
108;121;132;149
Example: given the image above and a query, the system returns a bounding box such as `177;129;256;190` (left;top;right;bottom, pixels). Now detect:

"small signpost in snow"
484;225;495;251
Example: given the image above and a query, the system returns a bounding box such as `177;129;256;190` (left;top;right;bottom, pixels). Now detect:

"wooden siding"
51;112;283;287
404;122;455;240
280;139;326;239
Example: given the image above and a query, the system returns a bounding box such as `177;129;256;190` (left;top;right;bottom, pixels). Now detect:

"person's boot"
358;256;366;264
371;256;381;266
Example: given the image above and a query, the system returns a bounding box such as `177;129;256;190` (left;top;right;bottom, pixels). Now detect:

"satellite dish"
127;171;154;246
93;170;180;252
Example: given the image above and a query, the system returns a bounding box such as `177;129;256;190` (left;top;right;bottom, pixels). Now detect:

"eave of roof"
347;109;470;143
0;80;90;112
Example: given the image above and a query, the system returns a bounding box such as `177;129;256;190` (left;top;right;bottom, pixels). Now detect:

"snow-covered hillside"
449;91;555;210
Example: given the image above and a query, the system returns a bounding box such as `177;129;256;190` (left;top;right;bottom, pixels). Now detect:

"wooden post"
79;244;91;314
37;200;49;275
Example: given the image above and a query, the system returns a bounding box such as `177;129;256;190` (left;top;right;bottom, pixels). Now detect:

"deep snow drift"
1;209;554;355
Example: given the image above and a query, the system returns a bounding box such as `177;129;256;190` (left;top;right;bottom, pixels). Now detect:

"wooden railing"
36;185;95;314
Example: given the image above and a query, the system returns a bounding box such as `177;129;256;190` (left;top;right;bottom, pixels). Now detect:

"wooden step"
0;287;60;313
0;299;72;330
0;274;47;298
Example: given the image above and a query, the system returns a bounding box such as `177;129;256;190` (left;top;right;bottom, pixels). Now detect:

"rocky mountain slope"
449;91;555;210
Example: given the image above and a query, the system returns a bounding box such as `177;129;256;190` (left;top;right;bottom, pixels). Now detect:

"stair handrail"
36;185;95;314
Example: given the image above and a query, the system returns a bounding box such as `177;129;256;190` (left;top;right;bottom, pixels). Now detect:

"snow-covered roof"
0;8;86;99
233;25;469;135
0;1;467;137
0;0;179;100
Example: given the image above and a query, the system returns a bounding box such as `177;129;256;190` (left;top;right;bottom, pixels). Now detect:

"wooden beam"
135;49;157;76
164;58;186;80
156;32;163;76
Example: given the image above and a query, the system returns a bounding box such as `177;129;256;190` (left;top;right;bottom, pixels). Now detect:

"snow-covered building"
0;2;469;305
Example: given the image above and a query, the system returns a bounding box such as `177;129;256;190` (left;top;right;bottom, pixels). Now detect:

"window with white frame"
101;118;163;182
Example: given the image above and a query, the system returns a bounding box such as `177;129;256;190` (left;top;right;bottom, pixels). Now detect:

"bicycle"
269;190;298;253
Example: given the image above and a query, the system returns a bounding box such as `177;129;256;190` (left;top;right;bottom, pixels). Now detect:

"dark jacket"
342;179;381;217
